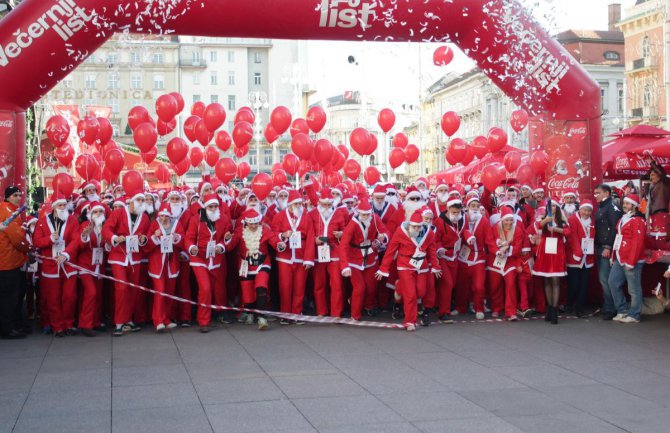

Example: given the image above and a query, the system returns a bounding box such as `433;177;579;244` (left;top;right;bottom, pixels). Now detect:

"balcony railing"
630;56;657;71
179;59;207;68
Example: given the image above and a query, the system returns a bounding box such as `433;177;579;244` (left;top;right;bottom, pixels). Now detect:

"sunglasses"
408;197;421;201
387;192;396;196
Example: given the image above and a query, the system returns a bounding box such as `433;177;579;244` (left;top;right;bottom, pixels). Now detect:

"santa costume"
531;201;570;278
433;197;464;322
566;200;595;316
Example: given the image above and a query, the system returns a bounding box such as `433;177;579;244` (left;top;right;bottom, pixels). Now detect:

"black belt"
246;254;266;266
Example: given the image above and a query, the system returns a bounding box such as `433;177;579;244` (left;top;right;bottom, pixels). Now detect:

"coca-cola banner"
0;111;16;194
85;105;111;119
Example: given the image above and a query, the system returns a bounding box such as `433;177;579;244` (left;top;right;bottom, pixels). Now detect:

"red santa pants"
488;270;518;318
133;263;151;324
78;274;103;330
240;270;270;305
277;262;308;314
41;276;77;332
313;261;344;317
173;261;192;322
455;263;486;313
191;266;222;327
152;273;177;328
397;270;428;326
213;259;227;311
349;266;377;320
110;264;142;325
424;260;458;315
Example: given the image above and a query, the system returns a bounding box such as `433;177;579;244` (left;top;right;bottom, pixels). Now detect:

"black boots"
544;306;559;324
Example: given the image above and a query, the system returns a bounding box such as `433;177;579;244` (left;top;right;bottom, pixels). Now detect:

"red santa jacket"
645;211;670;250
458;214;491;266
145;219;186;279
32;213;79;278
102;207;150;266
371;201;396;227
485;221;524;275
77;220;107;275
308;206;347;263
228;223;278;276
271;208;316;266
567;213;595;269
436;215;464;262
613;212;647;268
378;224;440;276
339;214;390;273
185;211;232;270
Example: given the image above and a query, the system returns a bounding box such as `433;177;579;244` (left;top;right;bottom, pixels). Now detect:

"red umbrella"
602;136;662;162
627;136;670;158
607;125;670;138
603;152;670;180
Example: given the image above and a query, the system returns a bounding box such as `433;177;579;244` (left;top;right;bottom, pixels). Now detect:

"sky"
306;0;638;104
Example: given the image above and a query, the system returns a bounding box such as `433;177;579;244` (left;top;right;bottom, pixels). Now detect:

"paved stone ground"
2;313;670;433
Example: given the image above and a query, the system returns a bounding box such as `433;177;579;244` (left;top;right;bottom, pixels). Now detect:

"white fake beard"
291;206;303;217
276;199;288;211
170;203;183;219
468;210;482;222
372;200;386;211
319;205;333;220
386;195;398;207
145;203;155;214
420;190;430;201
55;208;68;221
242;226;262;256
333;196;342;208
86;193;100;202
408;226;420;238
403;200;423;221
132;201;145;216
563;203;577;215
246;203;261;213
437;192;449;203
92;215;105;230
207;209;221;222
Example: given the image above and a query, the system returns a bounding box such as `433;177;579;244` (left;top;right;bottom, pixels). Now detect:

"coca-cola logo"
0;116;14;136
547;176;580;190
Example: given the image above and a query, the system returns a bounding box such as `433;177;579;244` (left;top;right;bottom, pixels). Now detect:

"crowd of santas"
15;174;645;335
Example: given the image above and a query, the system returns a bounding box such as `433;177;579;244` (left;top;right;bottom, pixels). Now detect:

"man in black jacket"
594;184;623;320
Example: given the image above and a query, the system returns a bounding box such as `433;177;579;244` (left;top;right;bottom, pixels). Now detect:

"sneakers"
80;328;96;337
519;308;534;318
199;326;210;333
217;314;234;325
450;309;460;316
122;322;141;333
406;323;416;332
65;328;77;336
391;302;403;320
167;322;178;329
475;312;485;320
507;315;519;322
612;313;627;322
364;308;378;317
156;324;166;333
113;326;124;337
180;321;192;328
257;317;268;330
279;318;291;326
420;311;430;327
439;314;454;324
294;320;306;326
244;314;254;325
491;312;500;319
618;315;640;323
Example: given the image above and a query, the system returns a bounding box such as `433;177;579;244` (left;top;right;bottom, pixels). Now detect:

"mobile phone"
653;283;662;296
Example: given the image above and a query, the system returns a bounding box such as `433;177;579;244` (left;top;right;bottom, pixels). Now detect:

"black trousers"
567;267;591;312
0;267;22;335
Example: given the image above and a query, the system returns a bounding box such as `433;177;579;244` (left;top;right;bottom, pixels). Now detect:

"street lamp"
249;91;268;174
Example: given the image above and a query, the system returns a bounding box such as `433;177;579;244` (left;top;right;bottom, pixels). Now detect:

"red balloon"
291;133;314;161
272;169;288;187
55;144;74;166
405;144;420;164
389;147;406;169
471;136;489;159
166;137;189;165
52;172;74;197
306;106;327;133
205;146;220;167
487;127;508;153
315;139;334;166
461;144;475;166
327;171;343;186
235;108;255;125
170;92;185;114
517;163;534;184
141;146;158;164
264;123;279;144
350;128;371;156
133;122;158;152
510;109;529;133
441;111;461;137
251;173;273;200
191;101;206;117
364;166;381;186
237;161;251;179
128;106;152;132
215;130;232;152
102;167;117;184
189;146;204;168
104;148;125;174
332;150;345;171
232;121;254;148
157;118;177;136
365;134;378;156
344;159;361;180
530;150;549;175
215;158;237;183
290;118;309;137
504;150;522;173
298;160;312;177
445;149;458;166
433;46;454;66
173;158;191;177
271;106;292;135
96;117;113;145
77;116;99;145
75;154;100;181
392;133;408;149
271;163;283;173
155;163;171;183
283;153;299;176
338;144;349;160
204;103;227;132
448;138;467;163
481;163;503;191
378;108;396;133
46;115;70;148
233;145;249;158
156;94;178;122
195;119;213;147
122;170;143;195
183;115;200;142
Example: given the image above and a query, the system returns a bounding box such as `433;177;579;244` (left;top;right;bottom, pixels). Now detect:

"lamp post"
249;90;268;174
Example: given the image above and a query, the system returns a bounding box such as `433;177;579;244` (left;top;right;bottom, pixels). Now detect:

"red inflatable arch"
0;0;601;196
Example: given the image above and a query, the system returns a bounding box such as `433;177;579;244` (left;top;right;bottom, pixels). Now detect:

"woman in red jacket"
566;200;595;317
147;203;185;332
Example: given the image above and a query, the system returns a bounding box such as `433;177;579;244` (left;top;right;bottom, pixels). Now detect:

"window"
227;50;235;62
84;99;95;107
112;125;120;137
131;99;142;108
107;72;119;90
228;71;235;85
254;72;262;86
62;78;73;88
152;52;163;64
644;84;652;107
107;53;118;64
192;50;201;65
248;154;257;167
131;74;142;89
131;51;141;64
618;84;624;114
110;99;120;114
227;121;234;131
210;71;218;86
254;52;262;63
192;72;200;85
642;35;651;58
193;94;201;103
210;51;217;63
210;94;219;103
279;148;289;159
153;74;164;90
604;51;620;61
228;95;236;111
85;74;96;89
262;148;272;166
600;85;608;111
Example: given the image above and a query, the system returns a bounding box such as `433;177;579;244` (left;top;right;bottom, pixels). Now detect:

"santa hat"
287;190;302;205
113;196;126;207
448;189;461;198
242;209;263;224
51;192;67;206
112;184;124;193
579;199;594;209
466;196;480;207
623;194;640;207
405;185;421;200
372;184;387;197
409;210;424;225
465;190;480;199
202;193;219;208
420;206;434;217
500;207;515;220
127;190;145;202
81;179;100;193
521;184;533;192
157;203;171;217
278;185;290;196
435;182;449;192
342;192;354;203
183;185;195;194
563;189;577;199
23;215;37;229
447;197;463;208
167;188;181;199
88;201;105;214
319;187;334;203
385;184;398;194
331;185;344;197
198;174;212;195
533;186;545;195
357;200;372;214
414;177;428;189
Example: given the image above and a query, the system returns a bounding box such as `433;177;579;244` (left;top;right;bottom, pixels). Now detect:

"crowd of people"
0;166;667;339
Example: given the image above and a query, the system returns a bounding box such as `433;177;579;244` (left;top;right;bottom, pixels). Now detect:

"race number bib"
493;253;508;269
206;240;217;259
544;237;558;255
239;260;249;278
581;238;594;255
126;235;140;254
454;239;462;253
459;245;471;260
52;238;65;257
613;234;623;252
27;262;38;273
317;245;331;263
91;247;104;265
409;251;426;269
289;232;302;249
160;235;174;254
